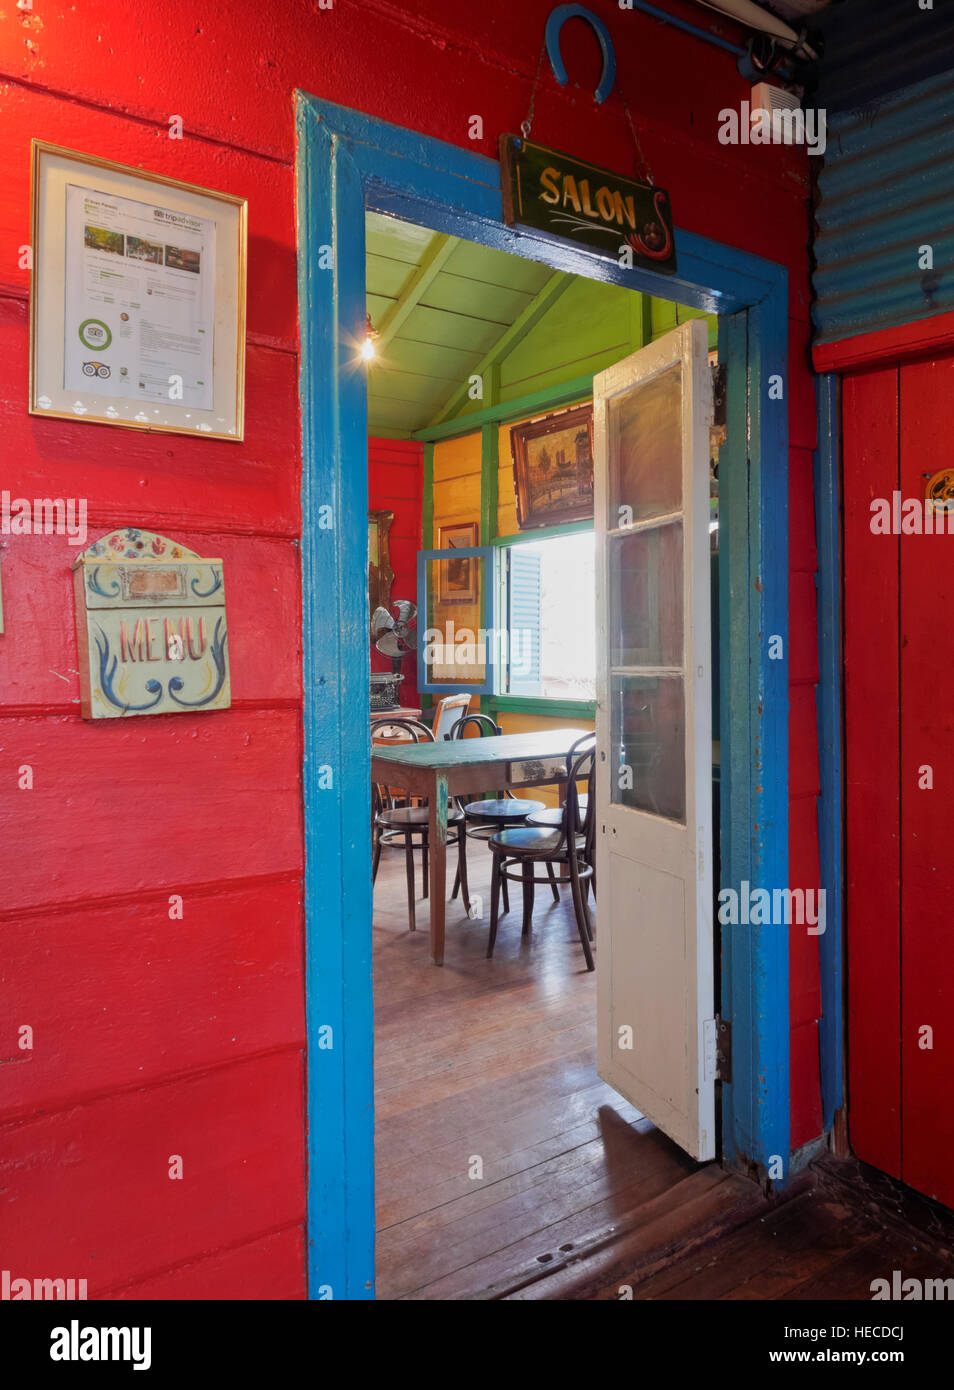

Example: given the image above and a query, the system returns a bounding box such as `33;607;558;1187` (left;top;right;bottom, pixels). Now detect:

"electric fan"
370;599;418;710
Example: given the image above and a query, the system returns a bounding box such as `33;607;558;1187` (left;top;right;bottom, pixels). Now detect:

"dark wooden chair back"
372;717;434;815
372;716;435;745
448;713;502;741
450;711;505;808
563;735;596;867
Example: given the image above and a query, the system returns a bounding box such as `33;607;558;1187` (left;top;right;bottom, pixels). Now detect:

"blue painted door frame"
814;374;844;1133
296;92;791;1299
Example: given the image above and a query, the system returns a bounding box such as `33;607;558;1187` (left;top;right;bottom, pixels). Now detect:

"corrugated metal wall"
815;0;954;117
813;67;954;348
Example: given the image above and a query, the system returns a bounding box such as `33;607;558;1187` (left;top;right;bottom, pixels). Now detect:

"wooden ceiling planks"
366;211;553;438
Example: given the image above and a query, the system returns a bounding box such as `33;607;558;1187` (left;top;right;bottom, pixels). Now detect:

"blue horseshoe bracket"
545;4;617;106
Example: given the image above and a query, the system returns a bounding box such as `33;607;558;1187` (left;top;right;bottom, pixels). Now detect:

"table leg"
429;772;448;965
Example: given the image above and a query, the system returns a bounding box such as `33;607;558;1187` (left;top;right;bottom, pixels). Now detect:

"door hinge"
714;1014;732;1083
711;361;726;427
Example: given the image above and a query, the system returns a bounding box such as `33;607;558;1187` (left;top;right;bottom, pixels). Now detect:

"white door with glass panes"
594;319;716;1161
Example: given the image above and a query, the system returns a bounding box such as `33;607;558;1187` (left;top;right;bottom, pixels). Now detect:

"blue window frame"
296;92;793;1300
416;545;496;696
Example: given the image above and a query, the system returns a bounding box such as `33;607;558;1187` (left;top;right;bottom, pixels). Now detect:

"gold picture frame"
510;404;594;529
30;141;247;441
437;521;479;604
368;509;395;629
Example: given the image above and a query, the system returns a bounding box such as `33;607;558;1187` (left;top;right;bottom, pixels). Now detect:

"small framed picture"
368;508;395;626
510;404;594;529
30;141;247;440
437;521;479;603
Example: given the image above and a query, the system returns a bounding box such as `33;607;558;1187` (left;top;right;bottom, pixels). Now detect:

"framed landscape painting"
437;521;479;603
510;404;594;529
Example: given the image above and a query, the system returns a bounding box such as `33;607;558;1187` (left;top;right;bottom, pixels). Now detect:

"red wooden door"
844;353;954;1209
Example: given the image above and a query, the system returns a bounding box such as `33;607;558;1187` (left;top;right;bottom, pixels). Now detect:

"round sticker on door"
925;468;954;509
78;318;112;351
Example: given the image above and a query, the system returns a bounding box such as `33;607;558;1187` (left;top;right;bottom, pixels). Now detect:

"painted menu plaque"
72;527;230;719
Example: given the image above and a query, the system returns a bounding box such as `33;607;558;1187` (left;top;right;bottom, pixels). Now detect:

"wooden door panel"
842;365;902;1179
594;321;715;1161
899;355;954;1207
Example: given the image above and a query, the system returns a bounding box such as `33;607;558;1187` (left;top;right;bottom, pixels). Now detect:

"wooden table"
371;727;590;964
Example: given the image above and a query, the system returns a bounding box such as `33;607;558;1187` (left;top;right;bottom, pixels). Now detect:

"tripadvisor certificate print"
63;183;216;412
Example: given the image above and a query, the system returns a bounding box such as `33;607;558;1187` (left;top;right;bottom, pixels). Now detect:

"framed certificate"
30;141;247;440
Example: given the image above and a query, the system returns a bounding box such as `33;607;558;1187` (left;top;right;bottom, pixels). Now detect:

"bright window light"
505;530;595;700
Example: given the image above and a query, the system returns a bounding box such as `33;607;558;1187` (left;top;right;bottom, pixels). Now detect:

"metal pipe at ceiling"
632;0;748;59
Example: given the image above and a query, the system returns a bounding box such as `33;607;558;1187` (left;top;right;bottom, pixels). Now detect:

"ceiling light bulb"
362;313;378;362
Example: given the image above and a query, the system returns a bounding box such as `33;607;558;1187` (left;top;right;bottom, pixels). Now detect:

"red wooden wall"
369;437;423;705
0;68;306;1299
0;0;821;1295
843;353;954;1210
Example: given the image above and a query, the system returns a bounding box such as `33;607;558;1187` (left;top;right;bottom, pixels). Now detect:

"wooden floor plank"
379;1126;693;1298
401;1162;710;1301
717;1193;877;1301
373;844;700;1299
377;1102;642;1229
526;1170;764;1302
372;844;954;1301
631;1185;873;1301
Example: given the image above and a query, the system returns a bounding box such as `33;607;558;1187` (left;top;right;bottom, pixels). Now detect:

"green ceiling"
365;212;717;440
366;212;558;438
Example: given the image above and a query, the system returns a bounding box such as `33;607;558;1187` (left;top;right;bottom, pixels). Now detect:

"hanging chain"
521;33;655;189
520;40;547;141
621;97;655;188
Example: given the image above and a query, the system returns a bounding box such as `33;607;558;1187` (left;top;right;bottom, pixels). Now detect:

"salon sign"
73;527;230;719
499;135;677;276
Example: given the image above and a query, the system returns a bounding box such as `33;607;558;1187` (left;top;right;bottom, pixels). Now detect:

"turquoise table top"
370;727;591;769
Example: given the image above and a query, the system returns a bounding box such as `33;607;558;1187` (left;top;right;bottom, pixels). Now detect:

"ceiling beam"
424;271;573;429
413;371;592;444
375;233;460;349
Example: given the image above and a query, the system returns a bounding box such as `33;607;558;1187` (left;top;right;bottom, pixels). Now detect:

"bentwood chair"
431;691;472;743
487;738;596;971
447;713;546;917
525;731;598;899
372;717;464;932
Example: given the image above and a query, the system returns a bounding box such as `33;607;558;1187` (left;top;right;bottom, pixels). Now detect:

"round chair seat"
490;825;563;855
491;825;587;857
526;808;563;828
377;805;463;828
464;798;546;825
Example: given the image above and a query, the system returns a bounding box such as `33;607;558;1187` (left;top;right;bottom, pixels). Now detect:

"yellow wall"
433;432;481;534
430;433;483;684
